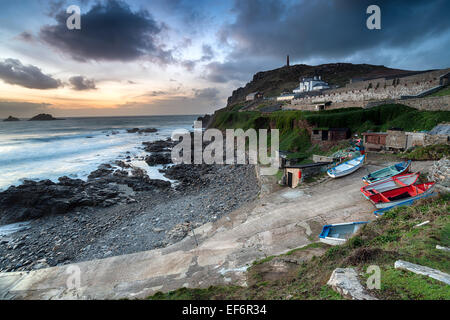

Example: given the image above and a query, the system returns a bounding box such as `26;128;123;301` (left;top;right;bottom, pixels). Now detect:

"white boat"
319;221;369;246
327;155;365;178
360;172;420;199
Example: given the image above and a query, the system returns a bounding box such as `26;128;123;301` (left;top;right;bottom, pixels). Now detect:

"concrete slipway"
0;163;408;300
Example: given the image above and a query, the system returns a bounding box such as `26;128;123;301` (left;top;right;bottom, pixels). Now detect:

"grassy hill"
226;63;417;107
211;104;450;163
149;194;450;300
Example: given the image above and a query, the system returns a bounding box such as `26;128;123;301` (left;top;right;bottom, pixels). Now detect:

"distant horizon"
2;113;206;119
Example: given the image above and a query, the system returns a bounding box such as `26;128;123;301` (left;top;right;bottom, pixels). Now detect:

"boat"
319;221;369;245
360;172;420;199
362;160;411;185
373;190;438;216
327;155;365;178
368;182;436;209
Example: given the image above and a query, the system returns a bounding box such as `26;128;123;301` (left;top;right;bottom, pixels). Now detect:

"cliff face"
226;63;415;107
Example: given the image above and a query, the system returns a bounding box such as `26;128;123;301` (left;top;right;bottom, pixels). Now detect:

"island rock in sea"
3;116;20;121
28;113;63;121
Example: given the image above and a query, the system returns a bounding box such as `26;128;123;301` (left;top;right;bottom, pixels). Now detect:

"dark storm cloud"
207;0;450;82
193;87;219;100
69;75;97;90
0;58;62;89
204;60;264;83
40;0;173;63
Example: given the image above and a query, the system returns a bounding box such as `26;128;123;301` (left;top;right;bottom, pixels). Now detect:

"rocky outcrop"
327;268;377;300
127;128;158;134
142;139;174;153
226;63;415;106
428;157;449;190
29;114;61;121
3;116;20;122
0;164;170;225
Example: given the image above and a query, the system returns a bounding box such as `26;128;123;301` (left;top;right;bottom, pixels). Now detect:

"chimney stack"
286;55;290;67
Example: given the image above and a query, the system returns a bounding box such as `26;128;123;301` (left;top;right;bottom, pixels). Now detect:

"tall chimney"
286;55;290;67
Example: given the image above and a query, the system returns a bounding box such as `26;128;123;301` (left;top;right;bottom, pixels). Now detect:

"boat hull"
374;190;438;216
327;155;365;178
360;172;420;199
319;221;369;246
362;160;411;185
368;182;436;208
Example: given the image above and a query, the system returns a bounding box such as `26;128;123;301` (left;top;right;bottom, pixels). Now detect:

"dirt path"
0;161;418;300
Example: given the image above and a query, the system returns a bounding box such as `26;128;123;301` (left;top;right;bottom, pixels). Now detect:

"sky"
0;0;449;117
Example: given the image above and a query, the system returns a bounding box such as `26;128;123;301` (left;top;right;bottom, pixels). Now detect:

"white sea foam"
0;115;197;190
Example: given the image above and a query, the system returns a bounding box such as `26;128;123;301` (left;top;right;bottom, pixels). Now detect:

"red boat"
368;182;436;209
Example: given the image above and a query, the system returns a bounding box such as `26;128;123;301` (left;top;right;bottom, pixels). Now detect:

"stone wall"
289;68;450;111
398;95;450;111
287;95;450;112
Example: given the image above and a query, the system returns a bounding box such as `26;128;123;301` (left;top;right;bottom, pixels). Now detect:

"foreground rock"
0;161;259;272
327;268;377;300
28;114;62;121
0;163;170;225
3;116;20;122
394;260;450;285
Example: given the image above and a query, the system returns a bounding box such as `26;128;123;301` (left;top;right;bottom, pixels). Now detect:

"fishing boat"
374;190;437;216
327;155;365;178
360;172;420;199
368;182;436;209
362;160;411;185
319;221;369;245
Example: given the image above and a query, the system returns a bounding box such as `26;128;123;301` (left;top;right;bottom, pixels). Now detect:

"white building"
293;75;330;93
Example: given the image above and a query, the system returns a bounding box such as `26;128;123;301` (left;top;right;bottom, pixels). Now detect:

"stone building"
311;128;351;144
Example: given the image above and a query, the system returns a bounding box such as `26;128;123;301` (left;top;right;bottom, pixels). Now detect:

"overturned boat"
327;155;365;178
362;160;411;185
360;172;420;199
319;221;369;245
368;182;436;211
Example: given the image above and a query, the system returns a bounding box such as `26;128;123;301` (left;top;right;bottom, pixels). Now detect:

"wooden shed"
283;162;332;188
362;132;387;151
311;128;351;143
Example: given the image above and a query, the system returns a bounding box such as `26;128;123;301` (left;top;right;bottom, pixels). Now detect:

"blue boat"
319;221;369;245
327;155;365;178
362;160;411;185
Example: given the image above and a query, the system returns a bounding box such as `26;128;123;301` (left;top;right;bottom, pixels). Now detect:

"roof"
363;132;388;136
285;162;332;169
428;123;450;135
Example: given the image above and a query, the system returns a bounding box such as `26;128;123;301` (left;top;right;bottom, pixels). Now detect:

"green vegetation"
401;144;450;161
149;194;450;300
211;104;450;164
303;104;450;132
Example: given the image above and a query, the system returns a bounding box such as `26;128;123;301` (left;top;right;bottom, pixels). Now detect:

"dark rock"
127;128;158;134
145;153;172;166
3;116;20;122
29;114;63;121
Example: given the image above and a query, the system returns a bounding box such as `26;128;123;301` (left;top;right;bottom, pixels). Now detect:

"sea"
0;115;199;191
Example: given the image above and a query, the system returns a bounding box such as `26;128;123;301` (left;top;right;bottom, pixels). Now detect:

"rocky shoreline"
0;137;260;272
